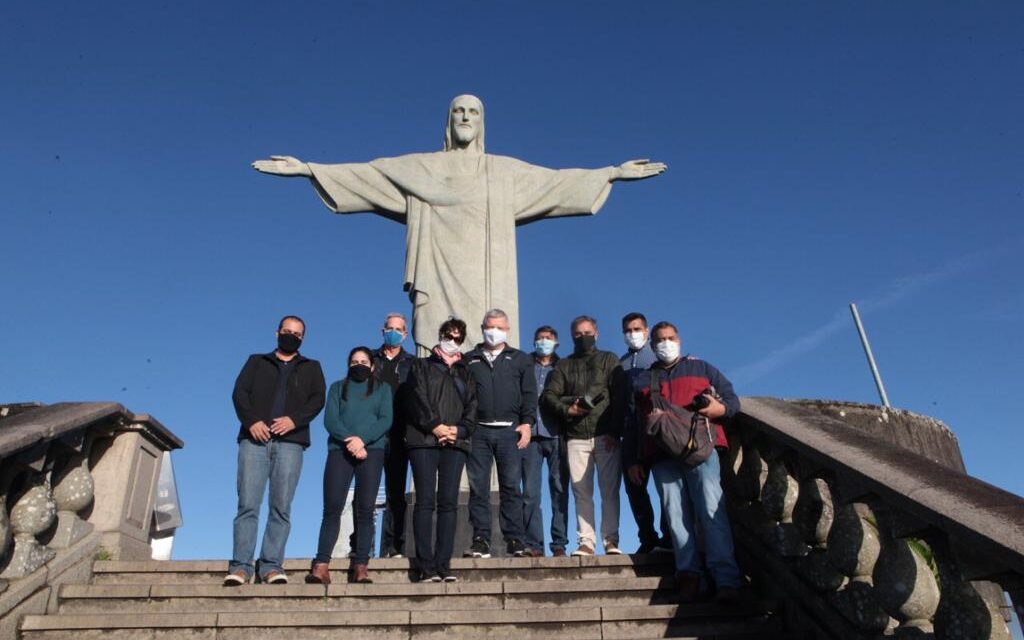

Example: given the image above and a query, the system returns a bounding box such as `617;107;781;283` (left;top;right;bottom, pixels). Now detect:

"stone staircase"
19;555;808;639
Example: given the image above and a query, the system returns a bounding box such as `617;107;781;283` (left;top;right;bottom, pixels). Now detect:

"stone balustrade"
726;397;1023;639
0;402;182;637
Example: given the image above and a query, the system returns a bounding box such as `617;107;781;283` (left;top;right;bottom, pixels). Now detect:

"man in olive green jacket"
541;315;627;556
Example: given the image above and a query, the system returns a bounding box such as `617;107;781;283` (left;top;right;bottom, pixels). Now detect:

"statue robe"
308;152;615;353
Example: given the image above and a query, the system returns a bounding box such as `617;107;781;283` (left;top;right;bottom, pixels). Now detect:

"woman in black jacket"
406;318;477;582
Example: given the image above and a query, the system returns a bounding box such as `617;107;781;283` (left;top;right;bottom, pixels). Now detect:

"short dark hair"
439;317;468;344
621;312;647;331
533;325;558;340
278;315;306;334
650;321;679;341
570;315;598;334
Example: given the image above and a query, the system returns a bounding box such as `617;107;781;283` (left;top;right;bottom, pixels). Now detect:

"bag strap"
648;368;662;399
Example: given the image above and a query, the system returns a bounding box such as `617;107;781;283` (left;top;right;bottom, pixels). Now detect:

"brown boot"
676;571;701;603
304;561;331;585
351;563;373;584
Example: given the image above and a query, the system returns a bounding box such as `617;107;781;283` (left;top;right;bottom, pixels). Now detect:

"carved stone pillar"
793;477;843;592
0;475;57;579
931;536;1012;640
873;535;941;635
732;437;774;537
760;455;805;557
0;494;9;593
826;501;892;633
49;451;95;549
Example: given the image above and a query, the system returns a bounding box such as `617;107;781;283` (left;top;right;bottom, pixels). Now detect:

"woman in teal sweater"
306;346;392;585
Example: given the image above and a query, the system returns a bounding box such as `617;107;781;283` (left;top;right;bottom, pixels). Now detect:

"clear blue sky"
2;2;1022;564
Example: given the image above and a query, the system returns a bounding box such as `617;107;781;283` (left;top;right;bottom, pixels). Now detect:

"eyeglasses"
442;333;464;344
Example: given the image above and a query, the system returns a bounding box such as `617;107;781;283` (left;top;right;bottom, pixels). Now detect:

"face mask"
624;331;647;350
573;335;597;354
277;333;302;354
534;338;556;356
383;329;404;347
438;339;461;355
654;340;680;363
348;364;372;382
483;328;507;347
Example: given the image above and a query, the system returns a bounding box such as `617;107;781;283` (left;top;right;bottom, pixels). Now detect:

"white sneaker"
571;544;595;557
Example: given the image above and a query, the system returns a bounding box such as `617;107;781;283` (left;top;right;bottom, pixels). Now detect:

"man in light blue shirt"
520;325;570;556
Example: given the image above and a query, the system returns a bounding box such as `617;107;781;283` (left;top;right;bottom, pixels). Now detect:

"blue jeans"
315;448;385;564
521;436;569;552
651;449;741;588
467;426;525;543
230;439;304;579
409;446;466;576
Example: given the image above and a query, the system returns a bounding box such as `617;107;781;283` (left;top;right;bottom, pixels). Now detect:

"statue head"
444;94;485;152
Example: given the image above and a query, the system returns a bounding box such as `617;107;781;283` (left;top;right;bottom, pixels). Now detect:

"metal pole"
849;303;891;409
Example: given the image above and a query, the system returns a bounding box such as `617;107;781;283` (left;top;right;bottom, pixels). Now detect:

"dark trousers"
521;436;569;552
315;448;385;564
409;446;466;576
379;438;409;555
622;449;669;547
467;426;525;543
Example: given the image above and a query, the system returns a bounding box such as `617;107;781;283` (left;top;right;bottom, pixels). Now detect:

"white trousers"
566;437;621;549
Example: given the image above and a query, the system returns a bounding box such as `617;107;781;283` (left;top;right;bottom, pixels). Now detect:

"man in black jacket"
373;312;416;559
225;315;326;586
462;308;535;558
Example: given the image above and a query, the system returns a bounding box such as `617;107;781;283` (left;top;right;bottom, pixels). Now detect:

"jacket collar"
262;351;309;365
465;344;522;360
375;345;413;361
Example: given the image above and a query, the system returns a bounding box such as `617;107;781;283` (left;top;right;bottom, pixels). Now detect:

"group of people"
225;309;743;602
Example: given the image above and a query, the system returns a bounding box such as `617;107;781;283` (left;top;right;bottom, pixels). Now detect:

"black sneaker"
507;539;527;557
439;571;458;583
464;536;491;558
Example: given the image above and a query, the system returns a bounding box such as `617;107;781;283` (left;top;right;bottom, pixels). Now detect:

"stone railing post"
49;436;96;550
1;473;57;580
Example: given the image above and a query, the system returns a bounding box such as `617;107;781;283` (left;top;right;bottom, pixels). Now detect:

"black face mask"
573;335;597;354
348;364;372;382
277;333;302;355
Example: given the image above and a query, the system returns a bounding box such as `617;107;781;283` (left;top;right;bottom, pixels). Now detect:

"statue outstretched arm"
251;155;313;178
612;159;667;181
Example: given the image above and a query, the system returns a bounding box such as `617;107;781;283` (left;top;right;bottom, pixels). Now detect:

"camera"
690;387;716;411
561;392;606;411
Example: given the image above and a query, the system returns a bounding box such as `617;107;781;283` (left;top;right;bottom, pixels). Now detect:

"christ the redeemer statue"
253;94;666;353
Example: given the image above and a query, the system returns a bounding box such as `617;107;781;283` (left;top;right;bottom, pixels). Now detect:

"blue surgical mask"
534;338;556;356
383;329;404;347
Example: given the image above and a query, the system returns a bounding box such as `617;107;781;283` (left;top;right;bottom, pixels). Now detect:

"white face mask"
624;331;647;350
483;328;507;347
438;339;461;355
654;340;680;363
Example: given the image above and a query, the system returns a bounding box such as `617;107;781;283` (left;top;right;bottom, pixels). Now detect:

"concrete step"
22;603;790;639
90;554;675;585
58;577;689;613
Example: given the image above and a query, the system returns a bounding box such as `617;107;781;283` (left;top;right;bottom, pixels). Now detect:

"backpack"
644;369;715;467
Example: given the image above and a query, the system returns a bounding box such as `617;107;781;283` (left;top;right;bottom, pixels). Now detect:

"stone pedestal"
87;427;165;560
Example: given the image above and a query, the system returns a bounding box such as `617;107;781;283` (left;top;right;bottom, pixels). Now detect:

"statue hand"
614;159;667;181
251;155;312;177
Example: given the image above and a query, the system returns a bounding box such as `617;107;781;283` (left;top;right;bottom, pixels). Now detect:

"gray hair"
481;308;508;326
570;315;598;333
383;312;407;329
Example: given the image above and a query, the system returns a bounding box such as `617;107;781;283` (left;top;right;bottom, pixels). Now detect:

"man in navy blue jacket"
462;308;536;558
